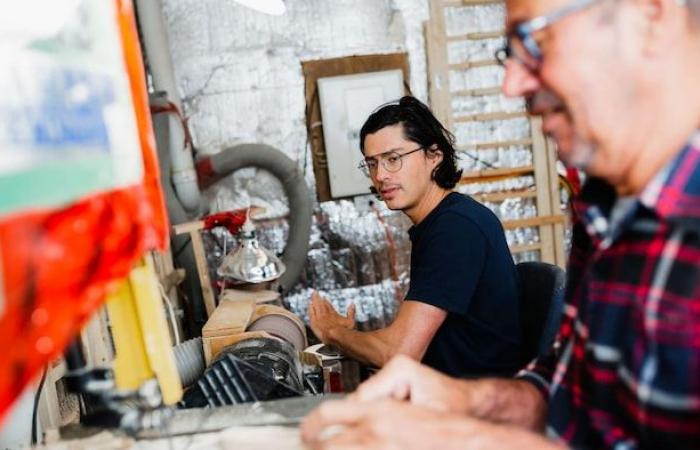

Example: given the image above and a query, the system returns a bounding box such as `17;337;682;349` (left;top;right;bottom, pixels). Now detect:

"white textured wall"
163;0;429;169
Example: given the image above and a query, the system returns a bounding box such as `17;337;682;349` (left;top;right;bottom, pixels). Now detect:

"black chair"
516;261;567;366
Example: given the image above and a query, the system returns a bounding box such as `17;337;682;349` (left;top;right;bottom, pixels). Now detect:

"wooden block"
190;230;217;317
202;298;256;338
171;220;205;236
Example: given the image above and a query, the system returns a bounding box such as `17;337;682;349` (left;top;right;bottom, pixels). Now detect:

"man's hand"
308;291;356;343
301;399;562;450
349;354;473;414
351;355;548;429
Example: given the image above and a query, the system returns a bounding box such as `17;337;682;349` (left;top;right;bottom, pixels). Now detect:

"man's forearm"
326;327;392;367
457;378;548;430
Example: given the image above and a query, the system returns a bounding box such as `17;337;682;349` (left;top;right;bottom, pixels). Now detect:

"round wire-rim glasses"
357;147;425;178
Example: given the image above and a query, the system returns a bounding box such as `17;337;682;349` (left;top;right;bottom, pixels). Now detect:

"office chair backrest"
516;261;566;366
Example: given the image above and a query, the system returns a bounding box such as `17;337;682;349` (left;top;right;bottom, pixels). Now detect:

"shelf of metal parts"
460;164;534;184
446;30;505;42
443;0;504;7
502;214;568;230
470;189;537;203
509;242;543;254
454;110;529;123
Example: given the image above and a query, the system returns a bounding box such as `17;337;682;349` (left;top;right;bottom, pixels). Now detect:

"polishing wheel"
246;305;307;351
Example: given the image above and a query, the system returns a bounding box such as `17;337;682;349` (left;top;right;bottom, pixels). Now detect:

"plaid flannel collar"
573;131;700;244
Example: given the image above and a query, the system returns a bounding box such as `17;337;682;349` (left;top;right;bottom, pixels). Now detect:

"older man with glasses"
307;96;522;379
301;0;700;448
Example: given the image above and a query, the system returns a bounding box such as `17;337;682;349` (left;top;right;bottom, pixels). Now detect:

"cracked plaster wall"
163;0;430;178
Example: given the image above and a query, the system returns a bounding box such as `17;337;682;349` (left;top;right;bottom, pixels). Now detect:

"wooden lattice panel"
426;0;566;267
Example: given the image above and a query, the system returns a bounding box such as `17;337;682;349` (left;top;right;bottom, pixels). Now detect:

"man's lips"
541;109;570;137
380;186;400;197
526;90;566;116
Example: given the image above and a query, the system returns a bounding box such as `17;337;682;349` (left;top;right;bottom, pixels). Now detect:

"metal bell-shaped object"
217;217;286;283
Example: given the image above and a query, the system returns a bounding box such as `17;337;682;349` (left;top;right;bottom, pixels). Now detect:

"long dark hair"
359;96;462;189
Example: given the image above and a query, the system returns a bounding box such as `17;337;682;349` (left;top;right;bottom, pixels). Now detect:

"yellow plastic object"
106;279;153;391
106;258;183;405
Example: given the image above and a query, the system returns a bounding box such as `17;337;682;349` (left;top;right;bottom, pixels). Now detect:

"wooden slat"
453;110;527;123
172;220;204;235
425;2;452;129
529;116;557;263
446;30;505;41
427;0;567;266
471;189;537;203
443;0;503;6
452;86;502;97
448;59;498;70
190;230;217;317
460;165;534;183
467;138;533;150
202;298;255;338
510;243;542;254
502;214;567;230
546;139;568;268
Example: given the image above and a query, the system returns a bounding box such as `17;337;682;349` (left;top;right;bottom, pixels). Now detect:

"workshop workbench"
40;395;338;449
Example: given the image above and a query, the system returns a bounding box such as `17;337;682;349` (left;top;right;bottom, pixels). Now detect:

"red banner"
0;0;168;424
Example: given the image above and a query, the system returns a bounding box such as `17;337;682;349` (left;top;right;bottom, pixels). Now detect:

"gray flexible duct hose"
151;93;207;335
196;144;312;294
173;337;205;388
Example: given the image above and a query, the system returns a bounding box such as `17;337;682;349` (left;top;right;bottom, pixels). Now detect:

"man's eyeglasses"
358;147;425;178
494;0;600;71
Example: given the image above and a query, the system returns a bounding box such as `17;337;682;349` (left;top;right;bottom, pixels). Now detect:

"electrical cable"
458;149;499;170
158;282;182;345
31;365;48;446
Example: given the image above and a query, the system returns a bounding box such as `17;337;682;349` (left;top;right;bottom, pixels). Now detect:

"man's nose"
501;59;541;98
373;161;391;181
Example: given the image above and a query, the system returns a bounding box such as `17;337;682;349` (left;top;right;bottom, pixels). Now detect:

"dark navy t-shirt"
406;192;521;377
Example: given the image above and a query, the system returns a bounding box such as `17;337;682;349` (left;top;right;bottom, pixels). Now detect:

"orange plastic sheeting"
0;0;168;425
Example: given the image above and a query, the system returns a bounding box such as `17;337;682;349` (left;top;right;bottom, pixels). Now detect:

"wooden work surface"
40;427;305;450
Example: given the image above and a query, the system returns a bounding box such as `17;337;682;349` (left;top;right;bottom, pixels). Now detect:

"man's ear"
426;145;444;164
634;0;682;55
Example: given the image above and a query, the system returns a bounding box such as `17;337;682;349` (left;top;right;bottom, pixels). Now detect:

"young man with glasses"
302;0;700;447
307;96;522;378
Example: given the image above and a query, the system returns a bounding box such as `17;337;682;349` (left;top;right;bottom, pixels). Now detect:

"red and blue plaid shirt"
519;133;700;449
